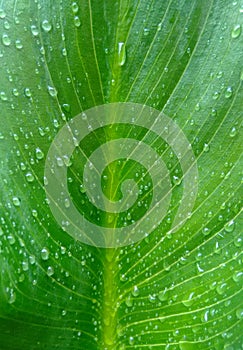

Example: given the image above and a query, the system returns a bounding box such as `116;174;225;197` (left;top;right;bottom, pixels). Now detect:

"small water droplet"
131;285;140;297
128;336;134;346
2;33;11;46
47;266;54;276
229;126;237;138
236;308;243;319
0;9;6;19
158;288;169;302
22;261;29;271
7;234;16;245
30;25;39;36
224;220;235;232
202;227;210;236
41;247;49;260
8;289;16;304
71;2;79;13
35;147;44;160
74;16;81;27
42;19;52;32
231;24;241;39
203;143;210;152
225;86;233;98
15;39;23;50
118;42;126;67
182;292;195;307
125;295;133;307
216;282;227;295
25;172;34;182
172;175;181;186
47;85;57;97
12;196;21;207
24;88;32;98
232;271;243;283
0;91;7;101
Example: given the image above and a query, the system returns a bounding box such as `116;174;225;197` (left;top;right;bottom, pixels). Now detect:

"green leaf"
0;1;242;349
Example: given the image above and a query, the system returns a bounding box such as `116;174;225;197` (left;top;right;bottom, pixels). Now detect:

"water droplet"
216;282;227;295
79;183;86;193
47;266;54;276
125;295;133;307
71;2;79;13
62;309;67;316
24;88;32;98
233;271;243;283
229;126;237;138
236;308;243;319
29;255;36;264
62;47;67;56
203;143;210;152
74;16;81;27
62;103;70;112
12;196;21;207
15;39;23;50
225;86;233;98
131;285;140;297
8;289;16;304
202;227;210;236
172;175;181;186
224;220;235;232
128;336;134;346
25;172;34;182
35;147;44;160
182;292;195;307
158;288;169;302
41;247;49;260
30;25;39;36
148;294;156;303
47;85;57;97
231;24;241;39
0;227;3;236
0;9;6;19
0;91;7;101
7;234;16;245
118;42;126;67
22;261;29;271
2;33;11;46
42;19;52;32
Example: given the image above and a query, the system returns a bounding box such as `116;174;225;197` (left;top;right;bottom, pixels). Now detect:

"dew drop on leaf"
30;25;39;36
35;147;44;160
224;220;235;232
47;266;54;276
41;247;50;261
231;24;241;39
12;196;21;207
236;308;243;320
74;16;81;27
2;33;11;46
71;2;79;14
42;19;52;32
25;172;34;182
118;42;126;67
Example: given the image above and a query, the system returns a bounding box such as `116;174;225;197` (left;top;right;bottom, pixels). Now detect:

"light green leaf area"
0;1;242;349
